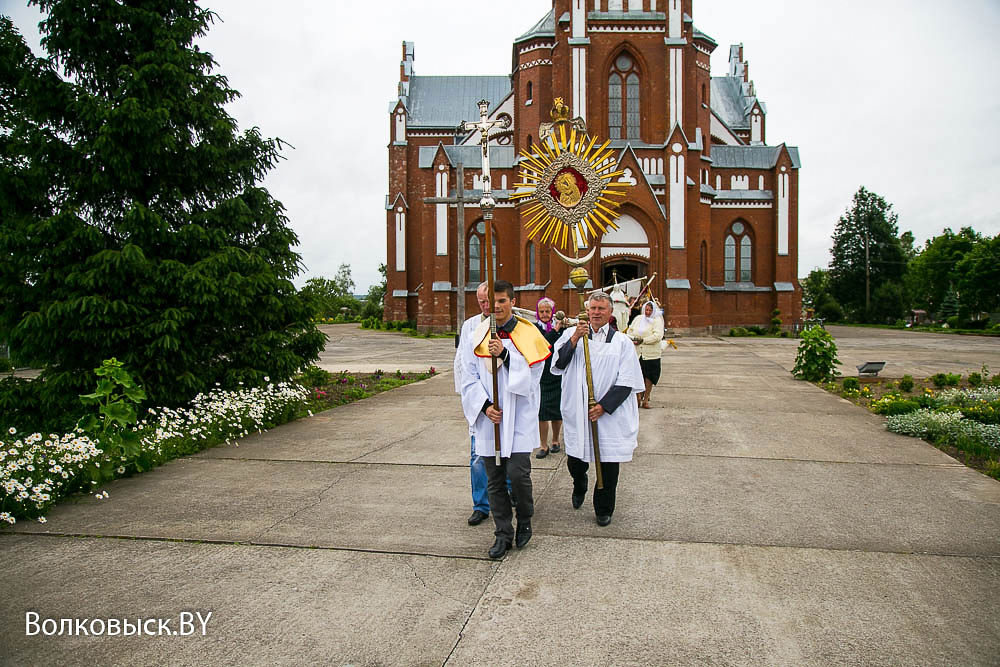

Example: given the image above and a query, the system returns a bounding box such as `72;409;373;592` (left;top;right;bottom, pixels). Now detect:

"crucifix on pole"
459;99;512;465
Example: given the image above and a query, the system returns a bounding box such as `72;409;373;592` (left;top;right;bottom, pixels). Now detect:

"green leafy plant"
968;372;983;387
76;358;147;481
930;372;961;387
871;396;920;416
792;326;841;382
899;375;915;392
769;309;782;334
298;365;332;388
842;377;860;391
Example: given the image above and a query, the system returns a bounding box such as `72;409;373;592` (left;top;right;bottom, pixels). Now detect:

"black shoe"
550;444;561;453
515;520;532;548
467;510;488;526
596;514;612;527
488;536;512;559
572;492;585;509
535;448;549;459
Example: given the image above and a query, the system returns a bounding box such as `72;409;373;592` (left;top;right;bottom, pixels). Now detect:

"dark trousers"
567;455;620;517
484;453;534;540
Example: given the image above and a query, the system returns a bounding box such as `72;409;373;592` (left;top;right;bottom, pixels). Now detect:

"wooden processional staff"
510;98;633;488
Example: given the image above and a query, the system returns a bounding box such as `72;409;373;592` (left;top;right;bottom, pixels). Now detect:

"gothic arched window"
526;81;533;104
526;241;536;284
468;221;497;284
724;221;753;283
608;52;640;140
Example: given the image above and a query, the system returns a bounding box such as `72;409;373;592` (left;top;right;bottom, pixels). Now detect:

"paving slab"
652;385;862;414
11;458;494;557
0;535;493;667
315;323;456;373
448;536;1000;666
3;323;1000;666
534;454;1000;557
637;406;956;465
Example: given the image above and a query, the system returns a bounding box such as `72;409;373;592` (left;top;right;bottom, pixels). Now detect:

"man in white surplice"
460;280;549;559
550;291;644;526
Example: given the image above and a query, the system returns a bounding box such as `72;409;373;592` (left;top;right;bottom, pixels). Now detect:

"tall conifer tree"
828;187;907;321
0;2;324;417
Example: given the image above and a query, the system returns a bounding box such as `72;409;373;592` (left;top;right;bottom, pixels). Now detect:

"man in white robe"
454;282;492;526
550;291;644;526
460;280;549;558
609;284;629;332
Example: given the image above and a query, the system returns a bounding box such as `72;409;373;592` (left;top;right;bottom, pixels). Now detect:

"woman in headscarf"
534;297;564;458
628;300;664;409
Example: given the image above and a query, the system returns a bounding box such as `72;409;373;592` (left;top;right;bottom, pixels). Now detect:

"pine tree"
0;3;325;421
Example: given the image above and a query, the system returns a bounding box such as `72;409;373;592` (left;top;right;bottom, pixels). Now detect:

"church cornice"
517;59;553;72
518;42;555;55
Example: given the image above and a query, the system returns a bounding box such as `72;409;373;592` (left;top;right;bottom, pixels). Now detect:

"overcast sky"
5;0;1000;292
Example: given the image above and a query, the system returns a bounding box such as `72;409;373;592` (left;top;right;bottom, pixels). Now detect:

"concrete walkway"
2;326;999;665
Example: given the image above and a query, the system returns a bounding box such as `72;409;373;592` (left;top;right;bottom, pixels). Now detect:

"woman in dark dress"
534;297;564;458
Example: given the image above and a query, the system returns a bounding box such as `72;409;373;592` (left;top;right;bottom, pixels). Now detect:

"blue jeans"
470;435;513;513
470;436;490;513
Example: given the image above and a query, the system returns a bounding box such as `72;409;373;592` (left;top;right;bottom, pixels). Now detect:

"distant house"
908;309;931;326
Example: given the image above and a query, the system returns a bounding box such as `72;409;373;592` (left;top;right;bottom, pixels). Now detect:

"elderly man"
459;280;550;558
550;291;644;526
454;282;492;526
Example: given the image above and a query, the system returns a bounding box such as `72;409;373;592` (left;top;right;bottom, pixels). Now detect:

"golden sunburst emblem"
510;99;632;250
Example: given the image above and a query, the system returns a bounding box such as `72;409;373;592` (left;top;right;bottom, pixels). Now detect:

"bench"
856;361;886;377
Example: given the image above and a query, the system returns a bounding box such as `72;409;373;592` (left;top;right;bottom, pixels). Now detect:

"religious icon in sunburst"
510;98;633;253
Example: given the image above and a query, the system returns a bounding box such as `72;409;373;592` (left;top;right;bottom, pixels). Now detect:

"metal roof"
515;9;555;43
714;189;774;200
711;146;801;170
710;76;750;130
418;145;516;169
693;26;717;46
406;76;511;128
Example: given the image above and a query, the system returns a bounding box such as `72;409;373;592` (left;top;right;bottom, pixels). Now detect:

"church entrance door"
601;259;647;290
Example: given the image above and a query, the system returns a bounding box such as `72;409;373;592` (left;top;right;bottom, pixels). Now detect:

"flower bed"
821;373;1000;480
1;366;438;525
1;380;308;525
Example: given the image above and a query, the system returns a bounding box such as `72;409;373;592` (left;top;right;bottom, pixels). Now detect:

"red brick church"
385;0;801;333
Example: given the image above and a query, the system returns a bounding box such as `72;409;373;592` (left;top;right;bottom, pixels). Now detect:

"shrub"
729;327;749;337
931;372;961;388
946;315;961;329
960;401;1000;425
842;377;860;391
792;325;841;382
899;375;915;392
887;410;1000;452
968;372;983;387
298;365;332;388
871;396;920;416
817;300;844;323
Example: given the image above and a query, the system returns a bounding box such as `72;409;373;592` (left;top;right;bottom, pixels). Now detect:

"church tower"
386;1;801;333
